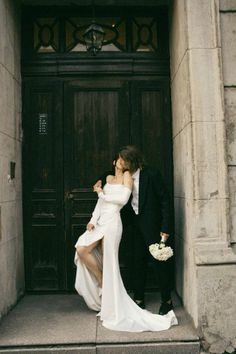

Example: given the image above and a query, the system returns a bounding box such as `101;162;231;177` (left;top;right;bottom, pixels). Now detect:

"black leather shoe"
134;299;146;309
159;301;173;315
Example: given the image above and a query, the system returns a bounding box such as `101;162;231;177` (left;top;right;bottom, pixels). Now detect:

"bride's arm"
98;187;131;205
97;172;133;205
88;198;101;226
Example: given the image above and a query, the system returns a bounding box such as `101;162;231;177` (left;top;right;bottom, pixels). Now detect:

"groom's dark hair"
118;145;145;173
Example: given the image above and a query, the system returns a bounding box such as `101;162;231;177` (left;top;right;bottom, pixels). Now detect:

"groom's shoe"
159;301;173;315
134;299;145;309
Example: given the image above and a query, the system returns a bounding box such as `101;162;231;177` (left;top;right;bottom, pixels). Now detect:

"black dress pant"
131;214;173;303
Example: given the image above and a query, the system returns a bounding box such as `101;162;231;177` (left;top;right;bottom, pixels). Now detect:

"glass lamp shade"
83;23;105;55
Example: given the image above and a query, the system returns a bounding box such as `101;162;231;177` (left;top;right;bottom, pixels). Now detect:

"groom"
94;145;174;315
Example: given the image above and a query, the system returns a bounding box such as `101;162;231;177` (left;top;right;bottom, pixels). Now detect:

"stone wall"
220;0;236;251
0;0;24;319
170;1;236;353
169;0;198;320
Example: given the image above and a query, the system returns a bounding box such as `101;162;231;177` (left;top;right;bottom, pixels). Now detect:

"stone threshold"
0;293;200;354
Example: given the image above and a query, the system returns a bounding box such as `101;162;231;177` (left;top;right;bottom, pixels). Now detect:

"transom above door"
22;7;169;58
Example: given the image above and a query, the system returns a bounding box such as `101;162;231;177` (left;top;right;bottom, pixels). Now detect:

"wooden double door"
23;77;173;292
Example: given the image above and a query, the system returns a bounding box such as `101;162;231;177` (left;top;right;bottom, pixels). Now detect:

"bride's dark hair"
118;145;145;173
113;152;128;172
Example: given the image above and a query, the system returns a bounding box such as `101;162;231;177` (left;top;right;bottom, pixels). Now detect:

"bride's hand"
93;185;103;193
93;180;102;190
87;223;94;231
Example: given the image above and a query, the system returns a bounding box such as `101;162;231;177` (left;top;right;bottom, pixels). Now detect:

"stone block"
0;0;20;79
182;243;198;324
174;232;184;297
220;12;236;85
197;265;236;353
0;295;97;346
0;133;14;159
220;0;236;11
14;79;21;115
0;345;97;354
189;49;224;123
0;140;22;207
0;199;23;246
171;51;191;138
186;0;220;49
192;121;228;200
228;166;236;243
192;199;222;240
225;88;236;165
96;342;200;354
0;64;15;138
0;1;7;68
0;237;19;318
174;197;191;239
173;123;193;199
173;196;198;314
13;140;23;200
0;155;19;204
12;1;21;82
0;2;14;75
169;0;188;81
0;347;96;354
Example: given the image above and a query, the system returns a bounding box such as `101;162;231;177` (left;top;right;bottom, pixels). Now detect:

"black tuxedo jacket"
99;166;173;246
134;166;173;245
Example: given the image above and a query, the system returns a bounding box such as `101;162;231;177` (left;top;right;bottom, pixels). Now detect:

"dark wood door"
64;80;130;289
130;80;173;193
23;77;173;292
23;80;65;291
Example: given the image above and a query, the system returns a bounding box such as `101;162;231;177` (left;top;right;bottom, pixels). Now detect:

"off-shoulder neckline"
105;182;132;191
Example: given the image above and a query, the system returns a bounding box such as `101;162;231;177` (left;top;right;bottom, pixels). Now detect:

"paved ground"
0;292;198;346
0;293;199;354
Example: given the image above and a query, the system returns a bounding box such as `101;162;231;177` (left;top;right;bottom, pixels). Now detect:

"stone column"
0;0;24;319
221;0;236;253
170;0;236;352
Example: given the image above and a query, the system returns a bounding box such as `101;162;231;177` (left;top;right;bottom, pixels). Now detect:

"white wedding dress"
74;183;178;332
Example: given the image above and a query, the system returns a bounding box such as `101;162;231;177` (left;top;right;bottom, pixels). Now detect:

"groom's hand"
160;232;169;242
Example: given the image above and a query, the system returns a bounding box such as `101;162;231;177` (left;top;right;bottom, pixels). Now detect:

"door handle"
64;191;74;201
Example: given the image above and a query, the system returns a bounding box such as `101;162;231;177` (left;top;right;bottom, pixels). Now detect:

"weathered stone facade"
0;1;235;353
221;0;236;251
170;1;236;353
0;0;24;319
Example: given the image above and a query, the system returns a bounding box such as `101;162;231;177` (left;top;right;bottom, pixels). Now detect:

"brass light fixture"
83;1;105;56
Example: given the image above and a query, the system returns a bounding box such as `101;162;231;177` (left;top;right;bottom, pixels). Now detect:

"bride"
74;157;178;332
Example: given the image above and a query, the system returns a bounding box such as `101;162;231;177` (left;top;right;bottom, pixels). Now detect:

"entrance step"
0;294;200;354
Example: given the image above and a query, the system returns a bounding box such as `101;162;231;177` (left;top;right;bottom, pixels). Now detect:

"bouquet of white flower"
149;237;173;261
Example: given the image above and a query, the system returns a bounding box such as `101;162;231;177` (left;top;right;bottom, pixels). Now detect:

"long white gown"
74;183;178;332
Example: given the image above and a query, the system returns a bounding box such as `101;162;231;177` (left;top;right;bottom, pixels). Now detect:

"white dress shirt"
131;168;140;215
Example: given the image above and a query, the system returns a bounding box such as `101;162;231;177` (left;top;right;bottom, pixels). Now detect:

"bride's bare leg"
76;240;103;287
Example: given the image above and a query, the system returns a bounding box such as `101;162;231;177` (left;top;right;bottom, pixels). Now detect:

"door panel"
64;80;130;289
131;80;172;184
129;80;173;289
23;80;64;291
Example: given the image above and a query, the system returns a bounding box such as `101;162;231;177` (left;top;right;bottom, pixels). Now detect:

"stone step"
0;294;200;354
0;341;200;354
